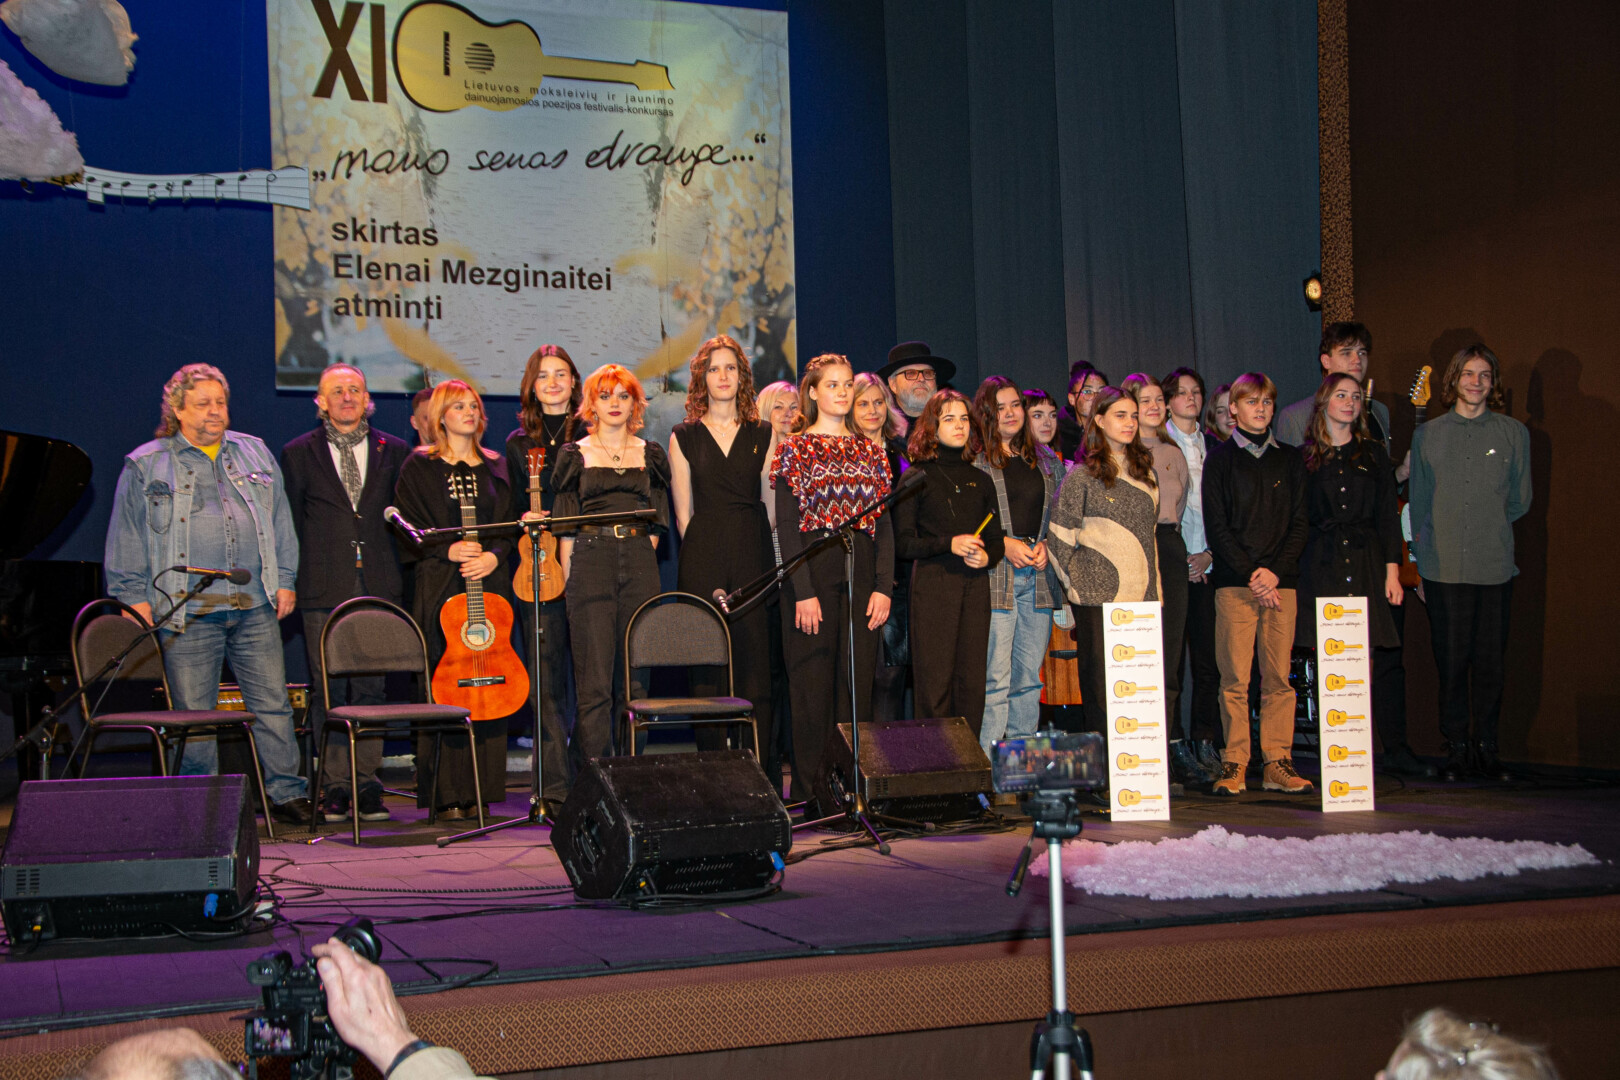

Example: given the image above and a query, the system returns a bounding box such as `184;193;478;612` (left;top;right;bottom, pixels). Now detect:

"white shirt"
328;433;370;492
1166;420;1207;554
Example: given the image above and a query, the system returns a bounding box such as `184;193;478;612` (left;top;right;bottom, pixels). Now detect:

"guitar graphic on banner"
432;471;530;720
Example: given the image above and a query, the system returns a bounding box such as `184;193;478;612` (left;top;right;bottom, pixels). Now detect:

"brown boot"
1262;758;1314;794
1212;761;1246;797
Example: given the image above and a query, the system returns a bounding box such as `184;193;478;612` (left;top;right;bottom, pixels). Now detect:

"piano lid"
0;429;93;559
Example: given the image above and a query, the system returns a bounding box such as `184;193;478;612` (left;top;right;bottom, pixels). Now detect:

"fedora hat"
876;340;956;384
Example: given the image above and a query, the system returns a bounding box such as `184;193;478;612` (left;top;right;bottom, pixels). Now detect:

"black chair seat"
628;696;753;718
91;709;257;728
327;703;471;726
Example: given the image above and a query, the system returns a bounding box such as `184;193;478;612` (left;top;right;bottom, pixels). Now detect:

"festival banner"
269;0;794;432
1102;602;1171;821
1316;596;1376;812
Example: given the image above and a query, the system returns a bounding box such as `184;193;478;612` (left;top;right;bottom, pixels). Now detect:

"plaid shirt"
975;445;1062;611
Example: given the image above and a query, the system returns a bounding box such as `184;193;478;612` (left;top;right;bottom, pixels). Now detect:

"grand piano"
0;429;100;781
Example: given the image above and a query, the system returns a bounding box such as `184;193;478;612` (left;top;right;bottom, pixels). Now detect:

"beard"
895;385;931;417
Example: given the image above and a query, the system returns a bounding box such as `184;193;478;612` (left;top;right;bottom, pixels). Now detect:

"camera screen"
244;1014;307;1057
991;731;1105;793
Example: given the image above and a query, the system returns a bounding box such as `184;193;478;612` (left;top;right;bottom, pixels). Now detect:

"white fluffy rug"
1028;825;1600;901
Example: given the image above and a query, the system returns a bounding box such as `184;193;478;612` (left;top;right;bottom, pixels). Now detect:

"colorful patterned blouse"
771;432;892;536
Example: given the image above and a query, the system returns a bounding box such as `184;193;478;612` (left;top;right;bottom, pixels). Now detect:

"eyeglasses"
895;369;936;384
1074;386;1101;397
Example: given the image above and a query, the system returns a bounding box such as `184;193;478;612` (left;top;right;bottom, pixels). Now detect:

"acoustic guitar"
432;472;530;720
1398;366;1432;588
1038;622;1082;707
512;447;563;604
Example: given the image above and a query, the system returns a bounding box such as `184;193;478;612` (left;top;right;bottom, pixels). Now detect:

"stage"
2;773;1619;1079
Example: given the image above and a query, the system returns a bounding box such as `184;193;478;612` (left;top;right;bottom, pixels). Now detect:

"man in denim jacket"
104;363;311;823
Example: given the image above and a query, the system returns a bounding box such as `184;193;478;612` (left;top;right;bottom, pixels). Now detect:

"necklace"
540;413;567;448
597;436;631;475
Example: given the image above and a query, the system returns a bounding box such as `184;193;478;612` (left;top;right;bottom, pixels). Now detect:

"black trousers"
691;594;772;759
1422;578;1513;747
781;564;880;807
517;597;574;800
1183;579;1223;744
1074;605;1109;734
565;535;659;762
908;562;991;736
303;606;385;795
1156;525;1189;738
1373;598;1409;753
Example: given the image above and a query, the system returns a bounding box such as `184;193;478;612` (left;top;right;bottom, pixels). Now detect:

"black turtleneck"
892;455;1005;573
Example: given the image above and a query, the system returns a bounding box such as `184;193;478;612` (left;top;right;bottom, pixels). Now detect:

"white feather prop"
0;57;83;180
0;0;137;87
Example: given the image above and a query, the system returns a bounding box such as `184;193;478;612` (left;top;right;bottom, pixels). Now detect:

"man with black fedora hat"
879;341;957;431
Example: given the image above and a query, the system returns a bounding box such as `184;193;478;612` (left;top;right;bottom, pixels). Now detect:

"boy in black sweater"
1201;372;1312;795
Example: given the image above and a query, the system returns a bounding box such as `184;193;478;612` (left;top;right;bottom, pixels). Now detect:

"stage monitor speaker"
1;775;259;944
552;751;791;901
820;717;992;824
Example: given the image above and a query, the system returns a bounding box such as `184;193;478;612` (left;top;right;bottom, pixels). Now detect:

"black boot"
1473;740;1512;782
1439;742;1472;783
1380;743;1438;779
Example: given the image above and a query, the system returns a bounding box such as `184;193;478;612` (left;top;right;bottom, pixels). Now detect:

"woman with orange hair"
550;364;671;764
393;380;516;817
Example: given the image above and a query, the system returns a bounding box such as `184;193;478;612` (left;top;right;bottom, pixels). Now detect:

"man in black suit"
282;364;413;823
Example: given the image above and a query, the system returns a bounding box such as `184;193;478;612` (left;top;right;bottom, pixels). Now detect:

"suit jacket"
281;426;413;608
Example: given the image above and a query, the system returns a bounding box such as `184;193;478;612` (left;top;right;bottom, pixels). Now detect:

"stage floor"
2;772;1617;1043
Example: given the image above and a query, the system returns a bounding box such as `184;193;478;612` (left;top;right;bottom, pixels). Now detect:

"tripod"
1006;789;1096;1080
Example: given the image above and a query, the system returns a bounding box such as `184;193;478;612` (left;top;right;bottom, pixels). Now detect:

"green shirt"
1409;408;1531;585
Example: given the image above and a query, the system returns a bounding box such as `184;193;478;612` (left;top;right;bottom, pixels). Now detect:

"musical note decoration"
55;165;311;210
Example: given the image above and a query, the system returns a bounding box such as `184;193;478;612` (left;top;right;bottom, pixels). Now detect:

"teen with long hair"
668;335;777;773
1047;387;1161;734
893;390;1002;731
771;354;894;811
550;365;670;764
1206;382;1234;440
393;380;516;817
971;376;1063;751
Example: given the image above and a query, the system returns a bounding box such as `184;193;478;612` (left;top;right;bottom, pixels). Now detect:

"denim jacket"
105;432;300;631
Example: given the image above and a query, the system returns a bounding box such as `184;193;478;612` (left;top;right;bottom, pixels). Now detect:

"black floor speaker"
819;717;993;824
1;775;259;944
552;751;791;900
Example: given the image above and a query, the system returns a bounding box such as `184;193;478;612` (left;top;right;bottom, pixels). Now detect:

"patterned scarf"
324;418;370;509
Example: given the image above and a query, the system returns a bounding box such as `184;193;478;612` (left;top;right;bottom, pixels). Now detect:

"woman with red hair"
393;380;515;817
550;364;670;763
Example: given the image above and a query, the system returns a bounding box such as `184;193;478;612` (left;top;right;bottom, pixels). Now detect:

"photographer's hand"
313;939;417;1073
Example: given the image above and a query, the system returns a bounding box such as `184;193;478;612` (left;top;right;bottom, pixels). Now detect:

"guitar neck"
460;501;484;618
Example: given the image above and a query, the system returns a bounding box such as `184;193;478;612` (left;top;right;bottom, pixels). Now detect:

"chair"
313;597;483;844
66;599;278;839
619;592;758;757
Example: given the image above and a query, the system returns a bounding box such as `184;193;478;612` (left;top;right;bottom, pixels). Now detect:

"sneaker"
1195;739;1224;777
320;788;352;821
356;787;391;821
1212;761;1246;797
1262;758;1314;794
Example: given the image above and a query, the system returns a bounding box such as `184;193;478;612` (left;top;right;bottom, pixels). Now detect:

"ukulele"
512;447;563;604
1398;366;1432;588
432;472;531;721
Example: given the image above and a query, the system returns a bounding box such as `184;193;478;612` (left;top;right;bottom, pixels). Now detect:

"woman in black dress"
668;335;777;774
393;380;515;818
505;344;582;804
551;364;670;764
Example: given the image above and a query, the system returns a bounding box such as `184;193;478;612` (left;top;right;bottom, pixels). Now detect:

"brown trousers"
1214;587;1297;765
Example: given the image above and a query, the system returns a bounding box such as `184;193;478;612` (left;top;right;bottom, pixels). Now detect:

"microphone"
897;465;928;491
383;506;424;543
712;588;731;615
171;565;251;585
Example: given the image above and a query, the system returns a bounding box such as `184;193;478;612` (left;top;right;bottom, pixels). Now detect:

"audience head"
684;334;759;424
1226;372;1277;436
1022;388;1060;448
1067;363;1109;421
1081;386;1156;488
1440;343;1505;412
1206;382;1234;440
579;364;648;434
157;363;231;443
907;389;975;463
409;387;436;446
1381;1008;1559;1080
756;380;800;440
417;379;488;457
851;371;906;444
517;344;583;438
1120;372;1170;443
76;1027;235;1080
1320;321;1373;381
1163;366;1206;433
795;353;855;432
971;376;1036;468
314;363;375;431
1303;372;1372;470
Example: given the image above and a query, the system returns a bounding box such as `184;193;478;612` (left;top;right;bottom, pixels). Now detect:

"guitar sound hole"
462;621;493;650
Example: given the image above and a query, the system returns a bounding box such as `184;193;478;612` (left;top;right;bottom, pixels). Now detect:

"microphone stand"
428;507;657;848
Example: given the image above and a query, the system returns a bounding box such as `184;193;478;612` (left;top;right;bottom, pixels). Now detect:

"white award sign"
1316;596;1375;812
1103;602;1170;821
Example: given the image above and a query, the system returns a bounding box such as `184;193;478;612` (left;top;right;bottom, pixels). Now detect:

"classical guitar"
1398;366;1433;588
1038;621;1082;707
432;472;531;721
512;447;563;604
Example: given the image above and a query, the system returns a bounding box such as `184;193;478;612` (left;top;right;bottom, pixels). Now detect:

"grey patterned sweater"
1047;466;1161;605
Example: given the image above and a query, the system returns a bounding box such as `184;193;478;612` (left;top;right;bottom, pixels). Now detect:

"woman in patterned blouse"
771;354;895;814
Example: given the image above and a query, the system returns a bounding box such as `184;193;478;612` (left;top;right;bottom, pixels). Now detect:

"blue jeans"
982;566;1051;753
160;605;307;804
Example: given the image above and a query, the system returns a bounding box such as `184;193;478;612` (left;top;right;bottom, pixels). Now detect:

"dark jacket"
1202;432;1309;591
282;426;412;608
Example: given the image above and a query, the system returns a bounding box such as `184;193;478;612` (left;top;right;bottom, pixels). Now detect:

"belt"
577;523;648;538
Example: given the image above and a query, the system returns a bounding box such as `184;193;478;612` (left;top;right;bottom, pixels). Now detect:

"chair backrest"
320;597;434;701
625;592;733;695
71;599;171;717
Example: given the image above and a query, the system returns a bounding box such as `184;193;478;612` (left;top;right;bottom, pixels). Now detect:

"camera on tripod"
242;916;381;1080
